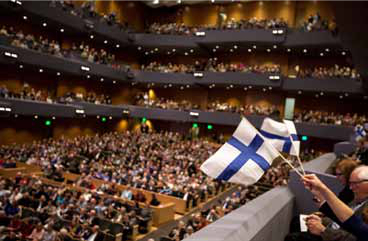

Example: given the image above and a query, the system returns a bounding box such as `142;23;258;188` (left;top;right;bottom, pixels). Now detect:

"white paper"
300;214;308;232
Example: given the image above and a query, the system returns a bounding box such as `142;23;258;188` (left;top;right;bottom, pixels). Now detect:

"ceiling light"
34;115;38;119
325;48;330;52
145;52;149;55
39;69;43;73
298;90;302;94
320;53;324;56
86;75;90;79
185;52;188;55
248;49;252;52
42;22;47;27
234;45;238;49
167;51;171;54
137;46;142;50
116;44;120;48
172;48;176;52
60;28;64;33
267;49;271;52
213;49;216;52
90;35;94;39
273;45;277;49
303;49;307;53
113;80;116;84
320;92;324;96
230;49;234;52
104;40;108;44
253;45;257;49
216;45;219;49
56;72;61;76
100;78;104;82
190;49;194;53
287;48;291;52
268;86;272;90
244;87;248;91
342;51;346;56
23;16;27;20
345;93;349;97
154;48;158;51
19;64;23;69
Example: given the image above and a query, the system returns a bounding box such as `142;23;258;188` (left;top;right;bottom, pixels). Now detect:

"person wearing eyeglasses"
302;166;368;241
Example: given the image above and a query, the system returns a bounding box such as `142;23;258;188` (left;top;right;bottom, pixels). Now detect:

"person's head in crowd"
349;165;368;202
335;159;359;185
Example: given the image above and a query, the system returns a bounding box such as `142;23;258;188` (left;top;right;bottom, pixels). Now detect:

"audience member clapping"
295;65;360;80
294;110;367;126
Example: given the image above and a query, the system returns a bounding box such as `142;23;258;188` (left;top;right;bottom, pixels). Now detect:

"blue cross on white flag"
200;118;280;185
259;118;300;156
355;125;366;141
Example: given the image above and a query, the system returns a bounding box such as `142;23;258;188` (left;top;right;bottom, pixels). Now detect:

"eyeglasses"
349;180;368;186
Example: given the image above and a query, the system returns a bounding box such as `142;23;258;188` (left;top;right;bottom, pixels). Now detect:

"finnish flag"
355;125;366;141
200;118;280;185
259;118;300;156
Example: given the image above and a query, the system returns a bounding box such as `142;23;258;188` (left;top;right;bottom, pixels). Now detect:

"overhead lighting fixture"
0;107;11;112
303;49;307;53
4;51;18;59
10;0;22;5
56;72;61;76
320;53;324;56
273;45;277;49
39;68;43;73
244;87;248;91
184;52;188;55
234;45;238;49
19;64;23;69
100;78;104;82
325;48;330;52
90;35;94;39
320;92;324;96
287;48;291;52
248;49;252;52
145;51;149;55
342;51;346;56
172;48;176;52
75;109;85;114
116;44;120;48
60;28;64;33
177;0;181;3
81;66;90;71
193;72;204;78
230;49;234;52
154;48;158;51
215;45;219;49
23;16;27;20
113;80;116;84
213;49;216;52
190;49;194;53
211;0;215;3
298;90;302;95
268;86;272;90
345;93;349;97
86;75;91;79
137;46;142;50
267;49;271;52
269;75;280;80
253;45;257;49
190;112;199;117
104;40;108;44
42;22;47;27
34;115;38;119
122;109;130;115
195;31;206;36
153;0;159;4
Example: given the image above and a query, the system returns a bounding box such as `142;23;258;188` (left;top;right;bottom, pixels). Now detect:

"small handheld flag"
200;118;280;185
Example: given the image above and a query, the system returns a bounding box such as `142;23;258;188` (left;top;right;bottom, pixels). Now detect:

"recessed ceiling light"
113;80;116;84
90;35;94;39
23;16;27;20
137;46;142;50
56;72;61;76
86;75;90;79
325;48;330;52
116;44;120;48
190;49;194;53
267;49;271;52
303;49;307;53
60;28;64;33
234;45;238;49
100;78;104;82
104;40;108;44
298;90;302;94
42;22;47;27
253;45;257;49
320;53;324;56
342;51;346;56
216;45;219;49
39;69;43;73
287;48;291;52
248;49;252;52
273;45;277;49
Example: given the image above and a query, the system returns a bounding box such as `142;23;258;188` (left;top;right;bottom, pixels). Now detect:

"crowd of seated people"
49;0;132;32
0;25;123;70
135;92;198;111
0;84;53;103
146;17;287;35
0;131;226;204
0;84;112;105
141;60;281;74
0;174;151;241
294;65;360;79
301;12;337;34
58;91;112;105
294;110;367;126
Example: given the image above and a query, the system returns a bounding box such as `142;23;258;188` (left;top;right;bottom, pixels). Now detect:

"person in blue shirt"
302;166;368;241
4;200;19;217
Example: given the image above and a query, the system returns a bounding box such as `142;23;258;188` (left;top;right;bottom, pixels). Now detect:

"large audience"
49;0;133;32
294;110;367;126
294;65;360;79
0;126;325;241
146;17;287;35
141;61;281;74
0;25;123;70
0;84;111;105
